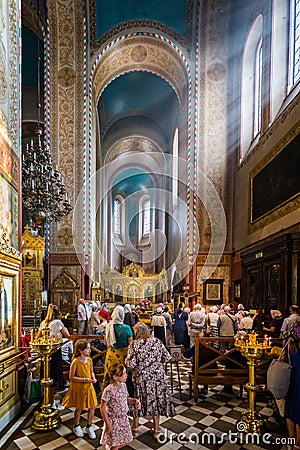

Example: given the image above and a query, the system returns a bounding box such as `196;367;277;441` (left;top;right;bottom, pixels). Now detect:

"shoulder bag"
267;339;292;400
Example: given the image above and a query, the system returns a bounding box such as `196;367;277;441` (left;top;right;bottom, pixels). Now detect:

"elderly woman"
151;306;167;345
103;305;133;388
124;303;135;334
206;305;219;347
126;322;175;439
188;303;206;347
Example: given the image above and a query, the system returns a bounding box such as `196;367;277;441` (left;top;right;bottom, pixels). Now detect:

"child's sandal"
153;428;162;438
131;427;139;438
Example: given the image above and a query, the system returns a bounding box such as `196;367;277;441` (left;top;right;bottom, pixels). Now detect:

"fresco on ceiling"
96;0;187;38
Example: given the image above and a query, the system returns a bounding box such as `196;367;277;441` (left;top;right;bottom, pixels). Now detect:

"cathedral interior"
0;0;299;447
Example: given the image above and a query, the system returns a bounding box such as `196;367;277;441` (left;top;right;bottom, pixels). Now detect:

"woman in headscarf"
126;322;175;439
206;306;220;348
151;307;166;346
103;305;133;388
123;303;135;334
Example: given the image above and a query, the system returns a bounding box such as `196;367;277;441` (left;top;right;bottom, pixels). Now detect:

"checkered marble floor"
0;361;290;450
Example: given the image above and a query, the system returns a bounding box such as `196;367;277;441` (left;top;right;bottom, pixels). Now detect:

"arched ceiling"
113;168;155;196
99;72;179;141
91;0;192;158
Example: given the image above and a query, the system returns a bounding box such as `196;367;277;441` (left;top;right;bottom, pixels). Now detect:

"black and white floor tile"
0;361;290;450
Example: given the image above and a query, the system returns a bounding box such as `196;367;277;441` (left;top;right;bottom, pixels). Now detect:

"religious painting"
234;280;241;300
0;174;18;249
59;292;73;311
23;250;37;268
251;133;300;223
114;282;123;302
0;274;14;351
203;279;223;304
144;283;153;300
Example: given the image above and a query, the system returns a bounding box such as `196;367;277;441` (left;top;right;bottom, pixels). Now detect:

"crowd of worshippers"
76;297;300;351
35;300;300;447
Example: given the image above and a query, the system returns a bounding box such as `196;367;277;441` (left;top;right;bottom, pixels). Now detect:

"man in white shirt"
77;298;88;335
280;304;300;337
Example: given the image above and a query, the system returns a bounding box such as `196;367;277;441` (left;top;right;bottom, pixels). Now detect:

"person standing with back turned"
77;298;88;335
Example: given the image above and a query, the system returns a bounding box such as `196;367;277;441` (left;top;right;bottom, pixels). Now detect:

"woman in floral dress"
126;322;175;438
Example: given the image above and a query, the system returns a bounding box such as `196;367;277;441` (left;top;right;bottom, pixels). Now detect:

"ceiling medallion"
130;44;148;63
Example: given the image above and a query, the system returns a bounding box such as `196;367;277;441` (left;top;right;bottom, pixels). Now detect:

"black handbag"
126;369;135;397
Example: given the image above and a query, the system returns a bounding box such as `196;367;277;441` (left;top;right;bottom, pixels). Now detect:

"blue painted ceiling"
101;72;178;131
96;0;187;38
96;1;185;141
113;168;155;196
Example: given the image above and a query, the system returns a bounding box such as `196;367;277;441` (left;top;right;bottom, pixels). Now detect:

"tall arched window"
254;39;263;136
240;14;263;158
289;0;300;87
142;198;151;237
113;198;121;236
270;0;289;121
172;128;179;209
138;194;151;244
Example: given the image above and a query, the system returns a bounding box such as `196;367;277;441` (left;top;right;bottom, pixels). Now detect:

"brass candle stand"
29;328;62;431
235;333;271;434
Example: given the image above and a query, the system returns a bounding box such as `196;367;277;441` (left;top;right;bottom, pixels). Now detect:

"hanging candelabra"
22;128;72;226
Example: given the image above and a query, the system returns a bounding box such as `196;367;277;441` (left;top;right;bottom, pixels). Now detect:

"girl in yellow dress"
62;339;98;439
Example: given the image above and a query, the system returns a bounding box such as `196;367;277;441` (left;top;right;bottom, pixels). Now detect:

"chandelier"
22;127;72;226
22;1;72;227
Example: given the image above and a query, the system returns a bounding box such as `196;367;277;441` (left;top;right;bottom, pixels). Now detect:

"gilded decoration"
100;263;168;303
8;0;19;153
21;225;45;314
197;0;231;252
0;133;19;188
239;96;300;169
248;122;300;234
0;174;18;249
48;0;84;250
92;36;187;105
0;48;7;101
130;44;147;62
89;0;195;53
57;227;73;247
105;137;161;164
0;231;21;262
51;269;79;313
0;1;19;151
58;67;76;87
